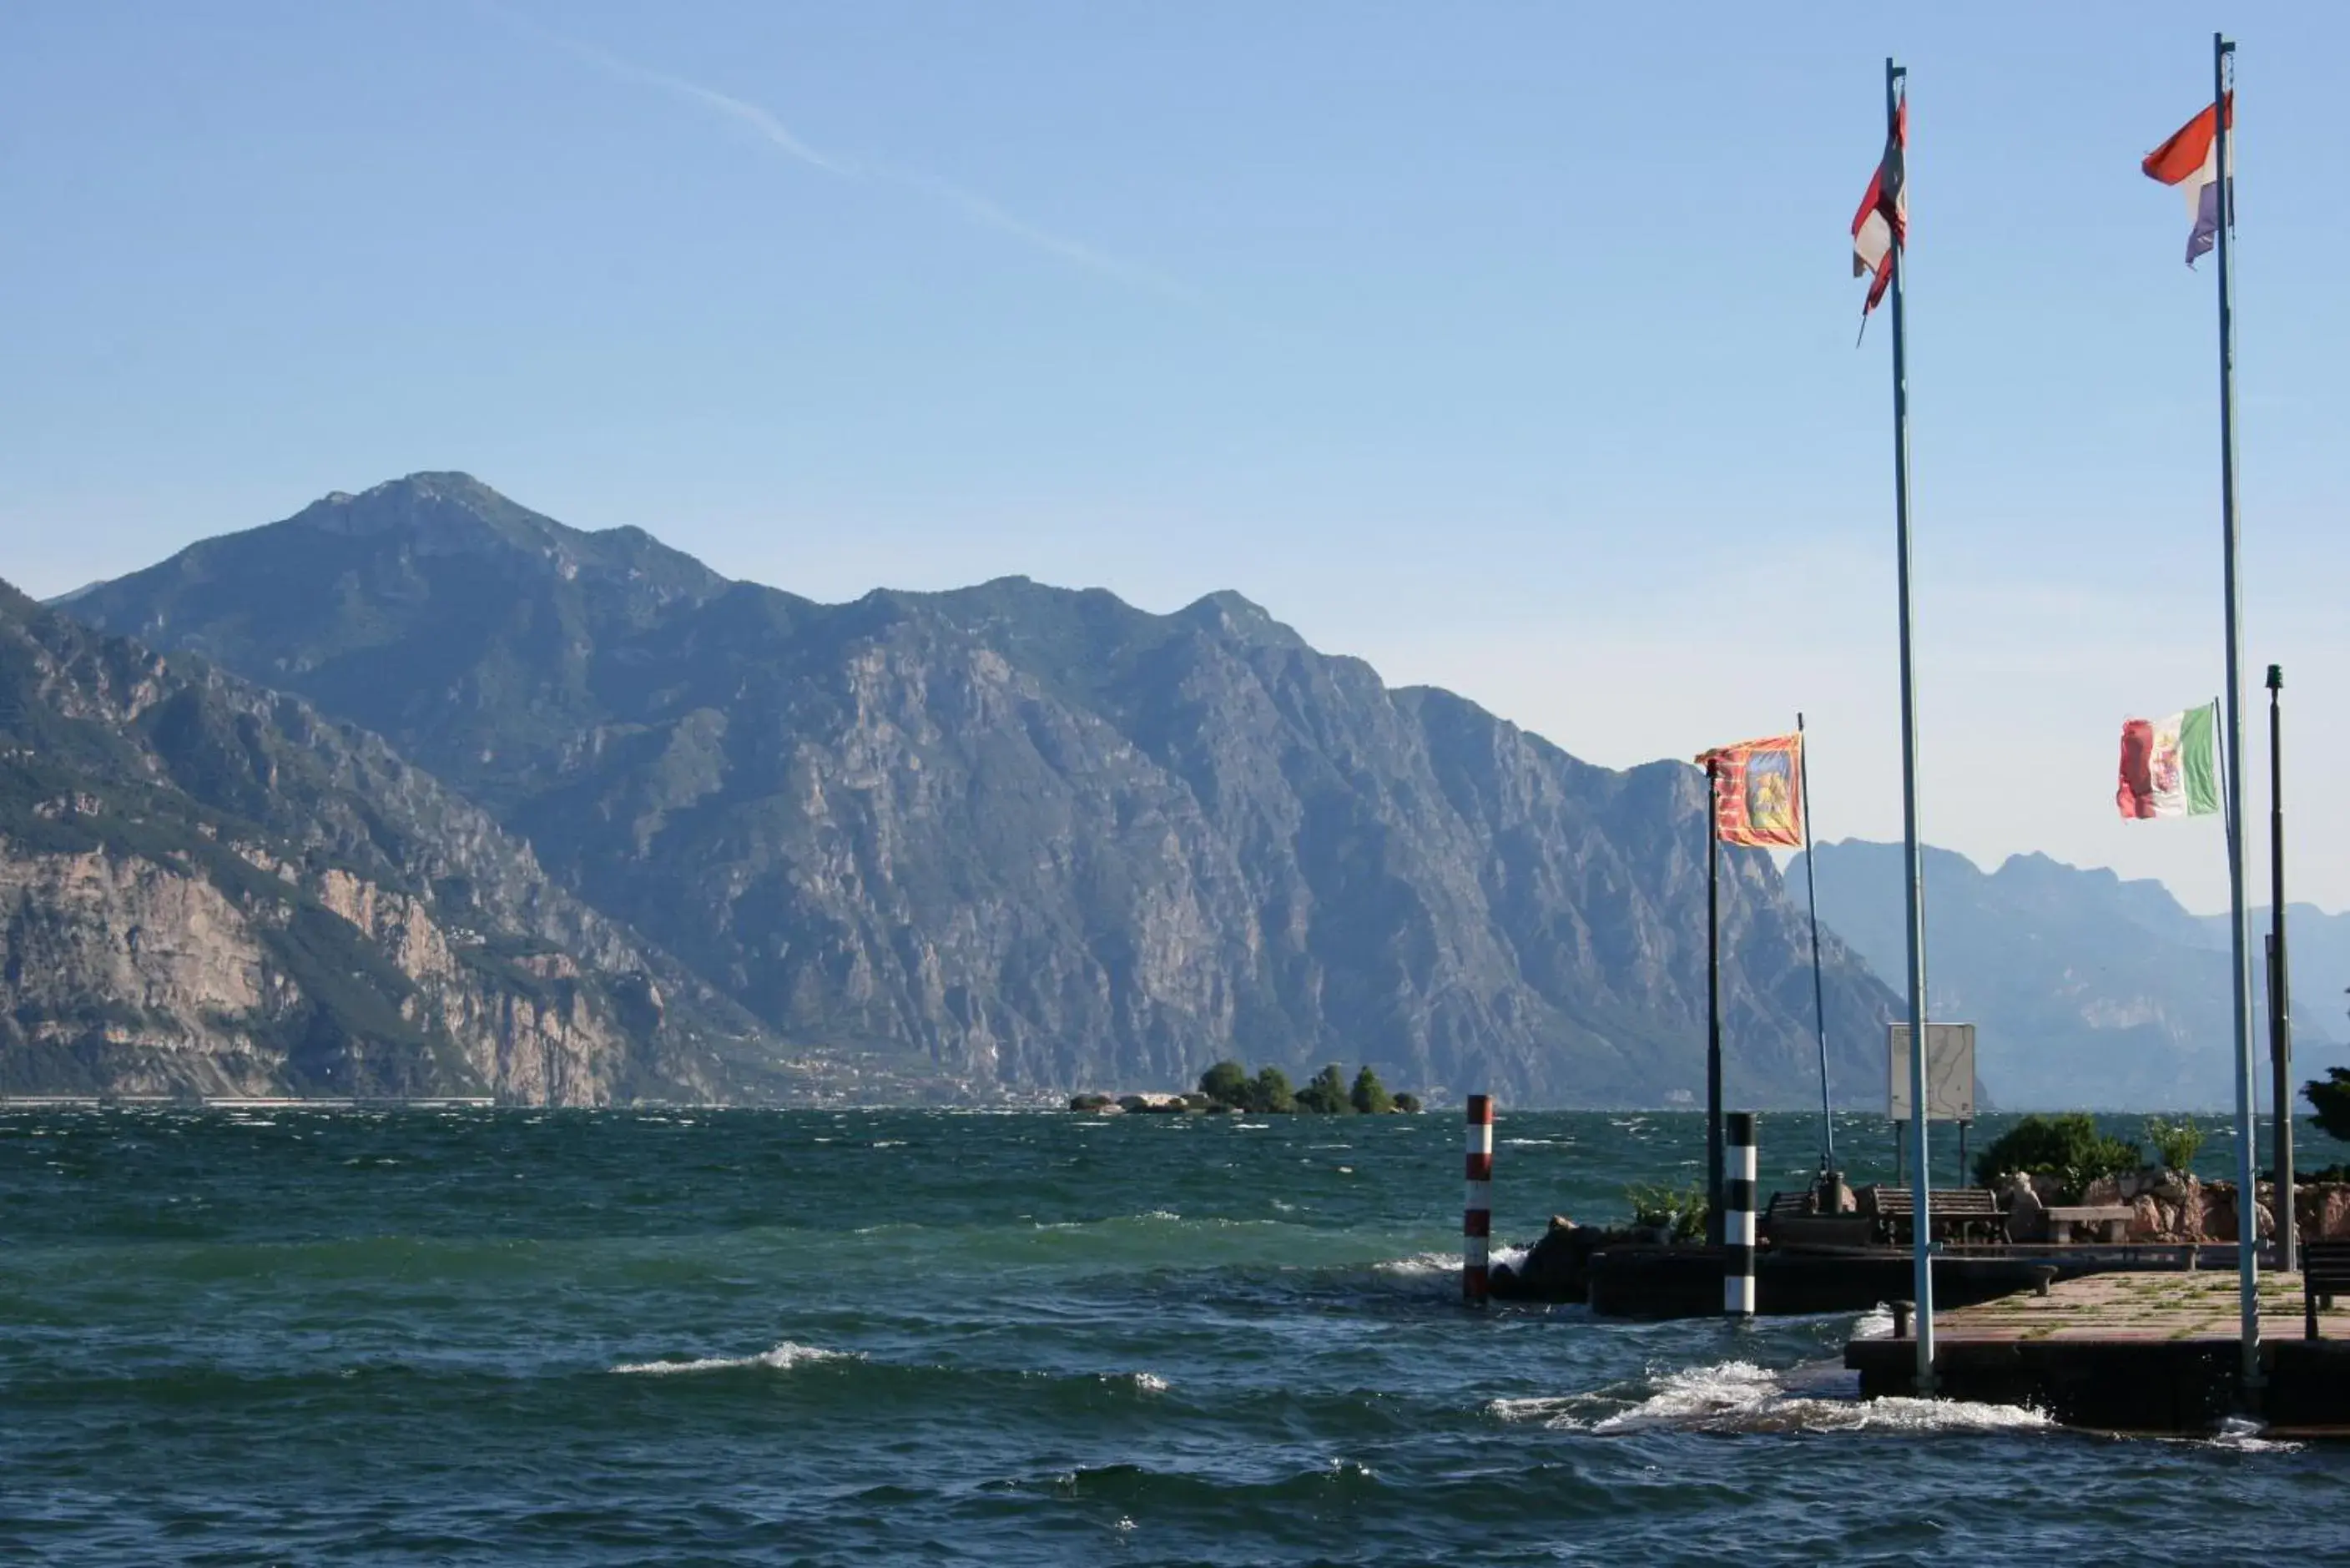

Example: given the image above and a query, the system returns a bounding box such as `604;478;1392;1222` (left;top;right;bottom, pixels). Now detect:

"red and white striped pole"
1464;1094;1495;1304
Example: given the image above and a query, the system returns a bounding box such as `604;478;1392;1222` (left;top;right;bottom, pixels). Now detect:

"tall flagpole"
1706;757;1724;1247
2211;31;2260;1389
1884;55;1934;1394
1796;713;1835;1173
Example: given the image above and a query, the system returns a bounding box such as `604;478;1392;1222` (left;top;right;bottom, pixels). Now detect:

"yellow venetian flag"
1693;734;1805;848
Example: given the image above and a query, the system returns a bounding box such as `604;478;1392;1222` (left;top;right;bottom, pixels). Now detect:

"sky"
3;2;2344;915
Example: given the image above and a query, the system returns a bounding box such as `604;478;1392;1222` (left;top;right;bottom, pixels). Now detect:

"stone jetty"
1846;1270;2350;1434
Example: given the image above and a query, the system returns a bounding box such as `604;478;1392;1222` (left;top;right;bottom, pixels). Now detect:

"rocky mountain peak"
285;471;554;556
1172;589;1300;646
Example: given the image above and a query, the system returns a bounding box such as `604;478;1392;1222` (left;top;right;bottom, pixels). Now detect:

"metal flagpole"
1884;55;1934;1394
2268;664;2294;1274
1796;713;1835;1175
1706;757;1725;1247
2211;31;2261;1390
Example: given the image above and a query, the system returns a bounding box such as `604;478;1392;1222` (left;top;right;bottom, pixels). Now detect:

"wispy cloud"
567;37;854;179
886;169;1198;300
498;8;1193;301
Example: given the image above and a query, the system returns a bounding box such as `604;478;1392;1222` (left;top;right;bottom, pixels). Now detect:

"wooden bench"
1758;1188;1869;1249
1854;1185;2007;1245
2043;1204;2136;1244
2306;1239;2350;1341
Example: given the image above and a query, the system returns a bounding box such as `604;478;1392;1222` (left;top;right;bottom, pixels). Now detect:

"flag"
2116;704;2221;819
2142;94;2232;265
1851;96;1907;318
1695;734;1805;847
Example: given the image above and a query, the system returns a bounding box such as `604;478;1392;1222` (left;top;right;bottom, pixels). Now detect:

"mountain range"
43;472;1903;1106
0;574;808;1103
1796;840;2347;1111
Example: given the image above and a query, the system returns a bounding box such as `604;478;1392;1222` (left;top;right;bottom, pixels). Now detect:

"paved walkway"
1929;1268;2346;1342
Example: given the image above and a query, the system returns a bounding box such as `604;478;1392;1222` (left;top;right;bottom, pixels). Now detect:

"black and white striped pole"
1464;1095;1494;1304
1723;1112;1757;1318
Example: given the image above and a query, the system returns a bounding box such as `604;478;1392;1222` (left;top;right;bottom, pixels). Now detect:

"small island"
1069;1060;1420;1116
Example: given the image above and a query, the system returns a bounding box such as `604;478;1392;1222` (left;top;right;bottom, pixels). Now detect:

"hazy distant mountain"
1796;840;2341;1111
2193;906;2350;1049
64;472;1905;1105
0;575;787;1104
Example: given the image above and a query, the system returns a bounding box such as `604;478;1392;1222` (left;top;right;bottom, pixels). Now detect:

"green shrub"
1199;1060;1250;1109
1248;1066;1295;1114
2143;1116;2205;1172
1971;1112;2141;1201
2307;1067;2350;1144
1624;1181;1708;1243
1391;1092;1422;1114
1349;1066;1394;1115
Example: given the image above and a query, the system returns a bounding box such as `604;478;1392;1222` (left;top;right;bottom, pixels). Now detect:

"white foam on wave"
2203;1415;2300;1453
1374;1251;1455;1278
610;1341;856;1377
1375;1243;1528;1278
1487;1394;1586;1424
1117;1370;1171;1394
1495;1359;2055;1437
1849;1303;1895;1340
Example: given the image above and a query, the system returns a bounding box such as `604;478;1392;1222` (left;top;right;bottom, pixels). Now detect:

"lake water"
4;1107;2346;1565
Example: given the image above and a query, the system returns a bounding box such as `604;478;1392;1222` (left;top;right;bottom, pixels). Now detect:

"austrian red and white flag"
1851;96;1907;319
2142;93;2232;264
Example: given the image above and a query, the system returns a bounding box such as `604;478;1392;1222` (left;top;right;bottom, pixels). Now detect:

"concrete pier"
1846;1269;2350;1434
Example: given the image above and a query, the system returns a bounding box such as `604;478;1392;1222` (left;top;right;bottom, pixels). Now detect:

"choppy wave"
609;1341;855;1377
2201;1415;2300;1453
1492;1359;2055;1437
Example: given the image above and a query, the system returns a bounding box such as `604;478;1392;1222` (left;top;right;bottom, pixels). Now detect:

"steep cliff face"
70;475;1904;1106
0;577;776;1104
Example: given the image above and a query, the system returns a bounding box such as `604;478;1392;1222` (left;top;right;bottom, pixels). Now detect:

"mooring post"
1724;1112;1757;1318
1464;1094;1494;1304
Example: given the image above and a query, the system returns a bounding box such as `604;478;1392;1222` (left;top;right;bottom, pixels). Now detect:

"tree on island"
1248;1066;1296;1113
1189;1057;1418;1113
2308;1067;2350;1143
1294;1064;1354;1114
1392;1092;1422;1114
1199;1060;1250;1110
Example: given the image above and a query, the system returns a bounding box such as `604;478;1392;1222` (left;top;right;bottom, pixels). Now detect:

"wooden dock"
1846;1270;2350;1434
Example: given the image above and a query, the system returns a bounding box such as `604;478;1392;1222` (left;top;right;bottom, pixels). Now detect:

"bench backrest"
1856;1185;2000;1218
2306;1240;2350;1292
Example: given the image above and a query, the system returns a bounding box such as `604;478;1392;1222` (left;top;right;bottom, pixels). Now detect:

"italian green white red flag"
2116;703;2221;819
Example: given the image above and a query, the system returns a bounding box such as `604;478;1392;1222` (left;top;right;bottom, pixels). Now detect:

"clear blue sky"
4;2;2344;913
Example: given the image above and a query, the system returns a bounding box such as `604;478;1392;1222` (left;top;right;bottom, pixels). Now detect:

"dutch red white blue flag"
2142;94;2232;264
